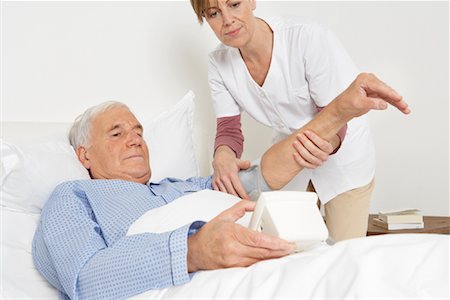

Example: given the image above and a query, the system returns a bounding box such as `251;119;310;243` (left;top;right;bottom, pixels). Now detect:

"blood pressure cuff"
238;159;272;201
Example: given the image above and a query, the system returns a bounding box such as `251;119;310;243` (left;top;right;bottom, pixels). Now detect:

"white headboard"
1;122;71;143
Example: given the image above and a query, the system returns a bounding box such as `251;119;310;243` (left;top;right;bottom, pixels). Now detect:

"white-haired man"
33;73;409;299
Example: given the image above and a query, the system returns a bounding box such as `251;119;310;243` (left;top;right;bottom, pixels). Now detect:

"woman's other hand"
292;130;338;169
212;146;251;199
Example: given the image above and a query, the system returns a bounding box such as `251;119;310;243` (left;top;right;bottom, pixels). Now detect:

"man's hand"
336;73;411;119
212;146;251;199
187;200;294;272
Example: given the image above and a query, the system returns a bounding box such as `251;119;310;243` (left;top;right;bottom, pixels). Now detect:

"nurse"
190;0;390;241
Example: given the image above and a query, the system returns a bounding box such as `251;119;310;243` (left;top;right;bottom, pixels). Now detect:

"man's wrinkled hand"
336;73;410;119
187;200;295;272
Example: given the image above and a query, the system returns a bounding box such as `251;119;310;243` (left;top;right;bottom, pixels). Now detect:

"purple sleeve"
214;115;244;158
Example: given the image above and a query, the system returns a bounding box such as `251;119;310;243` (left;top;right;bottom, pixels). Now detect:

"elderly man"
33;73;409;299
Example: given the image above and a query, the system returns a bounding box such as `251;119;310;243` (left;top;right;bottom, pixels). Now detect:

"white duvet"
133;233;449;299
127;190;449;299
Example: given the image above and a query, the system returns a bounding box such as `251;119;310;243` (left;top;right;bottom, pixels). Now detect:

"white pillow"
1;208;59;299
0;91;199;213
128;190;251;235
145;90;198;183
0;139;90;213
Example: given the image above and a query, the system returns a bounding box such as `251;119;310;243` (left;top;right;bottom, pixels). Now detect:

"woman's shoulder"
209;42;233;57
208;42;238;65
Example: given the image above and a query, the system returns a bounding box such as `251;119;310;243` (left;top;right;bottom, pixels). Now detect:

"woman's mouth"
226;27;241;37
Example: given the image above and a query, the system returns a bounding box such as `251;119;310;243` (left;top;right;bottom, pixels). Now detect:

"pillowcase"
128;189;251;235
1;208;60;299
144;90;198;183
0;140;91;213
0;90;199;213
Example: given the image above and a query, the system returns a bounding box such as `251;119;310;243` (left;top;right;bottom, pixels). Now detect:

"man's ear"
250;0;256;10
76;146;91;169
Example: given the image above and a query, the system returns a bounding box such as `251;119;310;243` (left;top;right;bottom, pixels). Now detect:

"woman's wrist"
214;145;237;159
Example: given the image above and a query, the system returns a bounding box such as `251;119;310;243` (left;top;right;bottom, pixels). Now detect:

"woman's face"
205;0;257;49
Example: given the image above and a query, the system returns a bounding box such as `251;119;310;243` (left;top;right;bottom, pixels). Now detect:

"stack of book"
373;209;424;230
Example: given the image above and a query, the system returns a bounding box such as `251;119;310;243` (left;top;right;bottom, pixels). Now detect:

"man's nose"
127;132;143;147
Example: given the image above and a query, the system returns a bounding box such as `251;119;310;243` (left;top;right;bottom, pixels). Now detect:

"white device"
249;191;329;251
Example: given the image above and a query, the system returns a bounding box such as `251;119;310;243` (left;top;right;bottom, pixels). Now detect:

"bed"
1;92;449;299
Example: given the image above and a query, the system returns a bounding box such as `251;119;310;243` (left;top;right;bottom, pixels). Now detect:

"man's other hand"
187;200;294;272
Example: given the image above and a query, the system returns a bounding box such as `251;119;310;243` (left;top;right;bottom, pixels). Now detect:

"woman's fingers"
292;131;333;169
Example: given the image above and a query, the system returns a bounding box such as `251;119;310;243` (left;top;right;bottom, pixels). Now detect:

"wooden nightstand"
367;214;450;236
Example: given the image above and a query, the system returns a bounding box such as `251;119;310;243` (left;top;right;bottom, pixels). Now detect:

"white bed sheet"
134;234;449;299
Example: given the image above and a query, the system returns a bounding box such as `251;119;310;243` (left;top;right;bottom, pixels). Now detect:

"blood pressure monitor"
249;191;329;251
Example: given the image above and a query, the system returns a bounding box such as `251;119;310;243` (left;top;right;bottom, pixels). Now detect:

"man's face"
78;106;151;184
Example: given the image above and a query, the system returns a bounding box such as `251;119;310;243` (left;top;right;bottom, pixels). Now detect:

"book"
379;214;423;224
378;208;423;224
378;208;421;215
372;217;424;230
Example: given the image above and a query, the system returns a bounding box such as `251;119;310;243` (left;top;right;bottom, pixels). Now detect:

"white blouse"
208;16;375;204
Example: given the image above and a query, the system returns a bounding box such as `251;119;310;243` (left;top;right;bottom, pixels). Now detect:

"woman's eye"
207;10;219;18
111;132;121;137
231;2;240;8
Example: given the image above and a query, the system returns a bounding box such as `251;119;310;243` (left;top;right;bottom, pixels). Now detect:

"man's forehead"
94;107;142;130
107;122;143;131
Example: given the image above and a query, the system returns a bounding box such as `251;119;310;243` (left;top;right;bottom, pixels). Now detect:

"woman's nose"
222;9;234;26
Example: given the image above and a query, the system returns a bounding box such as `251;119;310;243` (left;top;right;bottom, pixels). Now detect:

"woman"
190;0;376;242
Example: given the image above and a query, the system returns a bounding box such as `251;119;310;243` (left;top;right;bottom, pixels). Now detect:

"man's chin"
135;173;151;184
119;169;151;184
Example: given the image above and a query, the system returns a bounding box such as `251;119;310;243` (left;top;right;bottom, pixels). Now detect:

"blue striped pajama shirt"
32;177;212;299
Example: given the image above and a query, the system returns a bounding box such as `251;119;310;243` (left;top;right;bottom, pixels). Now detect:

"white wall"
2;1;449;216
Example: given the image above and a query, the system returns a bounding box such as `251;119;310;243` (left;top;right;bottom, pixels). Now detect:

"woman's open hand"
292;130;338;169
212;146;251;199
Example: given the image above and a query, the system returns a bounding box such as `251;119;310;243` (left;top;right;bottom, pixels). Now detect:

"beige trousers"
307;178;375;242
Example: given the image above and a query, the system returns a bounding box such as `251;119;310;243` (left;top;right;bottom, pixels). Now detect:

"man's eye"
111;132;121;137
